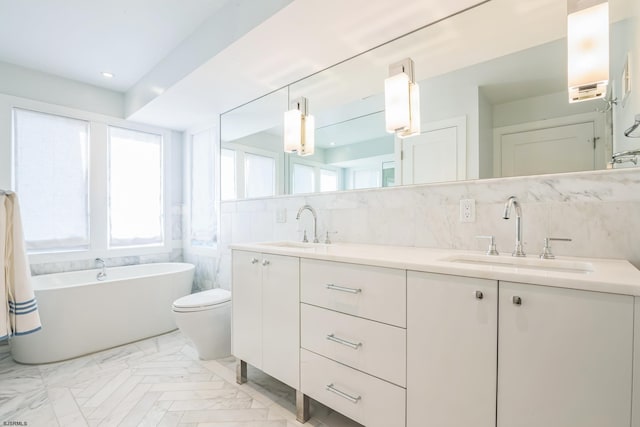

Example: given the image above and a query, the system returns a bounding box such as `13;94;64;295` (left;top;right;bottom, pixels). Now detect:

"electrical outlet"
459;199;476;223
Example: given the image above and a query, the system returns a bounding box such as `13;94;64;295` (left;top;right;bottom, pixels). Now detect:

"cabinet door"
498;282;633;427
262;254;300;389
231;250;263;369
407;272;497;427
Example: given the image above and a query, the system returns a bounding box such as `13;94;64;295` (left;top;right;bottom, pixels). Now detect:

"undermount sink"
258;241;319;249
440;253;594;274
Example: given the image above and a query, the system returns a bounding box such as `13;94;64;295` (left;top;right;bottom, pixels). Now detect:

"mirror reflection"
220;0;637;200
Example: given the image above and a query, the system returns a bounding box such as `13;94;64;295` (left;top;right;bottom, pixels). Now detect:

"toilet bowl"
172;288;231;360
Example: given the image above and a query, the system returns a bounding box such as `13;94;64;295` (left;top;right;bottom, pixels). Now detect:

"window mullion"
90;122;108;253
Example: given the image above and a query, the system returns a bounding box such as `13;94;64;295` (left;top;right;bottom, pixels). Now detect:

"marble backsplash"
215;168;640;289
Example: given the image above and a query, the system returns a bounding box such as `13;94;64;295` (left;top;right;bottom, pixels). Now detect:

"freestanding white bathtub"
10;262;194;364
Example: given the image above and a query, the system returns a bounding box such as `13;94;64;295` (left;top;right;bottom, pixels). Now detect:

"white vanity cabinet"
407;271;635;427
230;242;640;427
231;250;300;389
299;259;406;427
498;281;634;427
407;272;498;427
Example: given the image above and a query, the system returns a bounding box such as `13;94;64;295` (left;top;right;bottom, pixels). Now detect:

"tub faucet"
502;196;526;257
296;205;319;243
95;258;107;281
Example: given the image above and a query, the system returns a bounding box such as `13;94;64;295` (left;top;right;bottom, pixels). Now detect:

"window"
12;106;171;258
108;127;163;247
292;163;315;194
13;108;89;251
244;153;275;198
220;146;278;200
353;168;381;189
320;169;338;192
220;148;236;201
190;131;217;247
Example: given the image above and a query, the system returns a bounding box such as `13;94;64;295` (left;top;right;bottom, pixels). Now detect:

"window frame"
4;95;173;264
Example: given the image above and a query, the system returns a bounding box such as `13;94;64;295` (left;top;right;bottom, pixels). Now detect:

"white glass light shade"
385;73;420;138
284;109;303;153
567;2;609;102
283;109;315;155
385;73;411;133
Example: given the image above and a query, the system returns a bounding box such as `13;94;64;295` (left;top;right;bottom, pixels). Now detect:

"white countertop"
230;241;640;296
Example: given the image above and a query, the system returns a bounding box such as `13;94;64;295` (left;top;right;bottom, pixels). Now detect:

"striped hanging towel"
1;192;41;340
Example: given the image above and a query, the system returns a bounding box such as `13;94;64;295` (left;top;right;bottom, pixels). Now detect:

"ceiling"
0;0;491;130
0;0;234;91
0;0;633;131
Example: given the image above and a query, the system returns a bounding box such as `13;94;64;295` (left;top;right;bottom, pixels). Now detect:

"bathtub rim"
30;262;195;291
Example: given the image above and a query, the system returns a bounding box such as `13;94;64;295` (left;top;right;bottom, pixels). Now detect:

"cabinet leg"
296;390;310;423
236;359;247;384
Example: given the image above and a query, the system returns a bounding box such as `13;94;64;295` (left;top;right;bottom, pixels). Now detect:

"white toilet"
172;288;231;360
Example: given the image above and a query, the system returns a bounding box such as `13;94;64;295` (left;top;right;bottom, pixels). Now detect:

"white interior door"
401;117;466;185
500;122;595;177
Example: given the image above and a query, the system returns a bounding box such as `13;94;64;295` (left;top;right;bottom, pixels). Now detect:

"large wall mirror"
220;0;638;200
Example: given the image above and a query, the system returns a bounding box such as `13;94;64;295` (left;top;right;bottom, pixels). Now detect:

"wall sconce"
385;57;420;138
284;97;315;156
567;0;609;103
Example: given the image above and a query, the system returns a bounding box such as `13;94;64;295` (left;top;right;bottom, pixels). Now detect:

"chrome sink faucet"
95;258;107;281
502;196;525;257
296;205;319;243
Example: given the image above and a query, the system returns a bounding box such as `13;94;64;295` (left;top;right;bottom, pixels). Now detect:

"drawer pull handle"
326;284;362;294
475;290;484;300
251;258;259;264
513;296;522;306
326;334;362;350
262;259;270;266
326;383;361;404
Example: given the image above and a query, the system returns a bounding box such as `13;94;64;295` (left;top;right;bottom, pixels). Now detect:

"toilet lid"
173;289;231;309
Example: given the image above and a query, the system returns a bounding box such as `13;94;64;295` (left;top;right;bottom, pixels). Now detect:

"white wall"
492;91;597;129
0;61;124;118
421;74;480;179
325;137;393;164
478;90;494;178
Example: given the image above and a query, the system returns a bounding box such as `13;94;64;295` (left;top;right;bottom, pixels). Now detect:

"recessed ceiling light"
101;71;114;78
329;142;336;146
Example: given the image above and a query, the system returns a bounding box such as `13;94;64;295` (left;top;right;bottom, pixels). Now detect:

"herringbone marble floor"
0;331;362;427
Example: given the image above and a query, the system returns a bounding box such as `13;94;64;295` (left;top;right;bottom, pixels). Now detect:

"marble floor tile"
0;331;362;427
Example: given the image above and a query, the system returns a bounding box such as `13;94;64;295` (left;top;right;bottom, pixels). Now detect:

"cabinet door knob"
250;258;259;264
262;259;270;266
512;296;522;306
475;291;484;300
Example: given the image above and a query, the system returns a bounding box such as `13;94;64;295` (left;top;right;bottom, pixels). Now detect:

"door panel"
500;122;595;176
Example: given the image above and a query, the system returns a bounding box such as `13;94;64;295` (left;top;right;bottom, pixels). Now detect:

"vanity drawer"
301;349;405;427
300;259;406;327
301;303;406;387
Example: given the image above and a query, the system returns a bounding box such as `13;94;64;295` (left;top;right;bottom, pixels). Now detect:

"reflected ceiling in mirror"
220;0;638;200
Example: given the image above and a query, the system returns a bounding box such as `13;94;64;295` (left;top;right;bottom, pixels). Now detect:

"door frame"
395;115;467;185
492;111;605;177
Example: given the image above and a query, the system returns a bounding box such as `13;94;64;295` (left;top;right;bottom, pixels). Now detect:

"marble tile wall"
183;252;221;292
215;168;640;288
